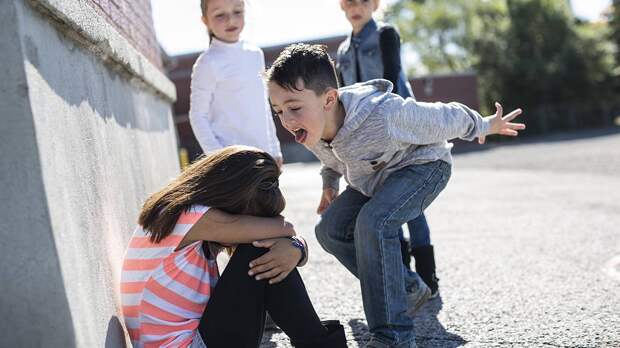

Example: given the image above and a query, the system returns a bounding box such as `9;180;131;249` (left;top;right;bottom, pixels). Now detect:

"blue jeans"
315;161;451;347
404;214;431;248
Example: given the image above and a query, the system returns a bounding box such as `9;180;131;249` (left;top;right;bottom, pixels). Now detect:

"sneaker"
406;279;431;316
363;337;391;348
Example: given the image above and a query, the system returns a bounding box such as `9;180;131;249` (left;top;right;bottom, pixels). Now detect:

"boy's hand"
275;156;284;169
317;187;338;215
479;102;526;144
248;238;301;284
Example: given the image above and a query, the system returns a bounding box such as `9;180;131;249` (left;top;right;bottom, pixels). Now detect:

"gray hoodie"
307;79;491;197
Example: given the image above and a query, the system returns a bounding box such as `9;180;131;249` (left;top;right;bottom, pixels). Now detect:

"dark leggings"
198;244;328;348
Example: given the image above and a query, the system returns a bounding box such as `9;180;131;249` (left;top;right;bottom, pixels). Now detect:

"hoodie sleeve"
320;165;342;191
387;99;492;145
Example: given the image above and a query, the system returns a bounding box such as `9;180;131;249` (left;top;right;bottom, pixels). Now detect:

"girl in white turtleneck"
190;0;283;166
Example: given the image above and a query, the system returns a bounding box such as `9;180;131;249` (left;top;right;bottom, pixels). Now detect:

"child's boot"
401;238;412;269
411;245;439;298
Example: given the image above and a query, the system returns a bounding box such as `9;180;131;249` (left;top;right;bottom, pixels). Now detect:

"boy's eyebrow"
271;97;302;108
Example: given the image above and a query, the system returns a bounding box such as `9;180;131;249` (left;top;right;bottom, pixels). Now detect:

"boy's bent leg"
315;186;369;277
354;161;451;347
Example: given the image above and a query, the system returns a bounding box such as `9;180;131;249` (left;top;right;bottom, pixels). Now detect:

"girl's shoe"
292;320;347;348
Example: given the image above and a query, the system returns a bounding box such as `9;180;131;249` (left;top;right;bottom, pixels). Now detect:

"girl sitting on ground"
120;146;346;348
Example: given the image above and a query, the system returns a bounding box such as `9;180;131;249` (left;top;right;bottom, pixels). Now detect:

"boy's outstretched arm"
390;99;524;145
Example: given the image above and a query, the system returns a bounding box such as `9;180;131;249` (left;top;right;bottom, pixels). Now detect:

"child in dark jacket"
336;0;439;297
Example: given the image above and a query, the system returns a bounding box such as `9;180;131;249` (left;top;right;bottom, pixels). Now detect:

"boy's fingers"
317;202;325;214
507;122;526;130
317;197;330;214
495;102;503;117
500;129;519;136
478;135;486;144
503;108;522;122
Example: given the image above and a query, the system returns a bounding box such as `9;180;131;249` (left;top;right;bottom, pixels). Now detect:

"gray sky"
151;0;612;56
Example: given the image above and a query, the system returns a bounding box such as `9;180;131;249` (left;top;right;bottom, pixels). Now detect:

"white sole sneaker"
406;282;431;316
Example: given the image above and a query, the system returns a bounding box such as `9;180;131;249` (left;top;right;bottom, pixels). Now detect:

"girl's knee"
230;244;268;263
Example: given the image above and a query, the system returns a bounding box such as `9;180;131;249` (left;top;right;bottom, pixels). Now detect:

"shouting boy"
266;44;524;348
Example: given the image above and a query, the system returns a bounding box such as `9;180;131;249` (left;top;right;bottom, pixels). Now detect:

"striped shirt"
121;205;219;348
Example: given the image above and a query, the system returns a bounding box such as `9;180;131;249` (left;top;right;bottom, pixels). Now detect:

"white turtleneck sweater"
189;38;282;159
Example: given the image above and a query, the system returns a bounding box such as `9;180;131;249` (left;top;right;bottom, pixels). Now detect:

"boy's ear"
201;16;209;27
373;0;380;11
323;89;339;110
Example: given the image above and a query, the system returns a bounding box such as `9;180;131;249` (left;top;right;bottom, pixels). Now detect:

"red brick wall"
87;0;163;69
411;74;480;111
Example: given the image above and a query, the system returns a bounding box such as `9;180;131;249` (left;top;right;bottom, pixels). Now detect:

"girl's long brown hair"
139;146;284;243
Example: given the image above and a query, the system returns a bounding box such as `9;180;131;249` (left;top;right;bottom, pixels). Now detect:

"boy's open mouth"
292;128;307;144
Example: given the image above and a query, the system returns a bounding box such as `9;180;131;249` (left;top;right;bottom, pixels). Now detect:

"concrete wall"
0;0;179;346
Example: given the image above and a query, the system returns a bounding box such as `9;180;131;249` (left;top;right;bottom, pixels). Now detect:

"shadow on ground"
414;297;466;348
348;297;466;348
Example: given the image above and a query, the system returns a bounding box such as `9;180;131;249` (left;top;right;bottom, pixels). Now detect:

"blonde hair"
200;0;214;41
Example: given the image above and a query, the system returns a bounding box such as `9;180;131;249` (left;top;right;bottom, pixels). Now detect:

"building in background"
167;36;479;162
0;0;178;346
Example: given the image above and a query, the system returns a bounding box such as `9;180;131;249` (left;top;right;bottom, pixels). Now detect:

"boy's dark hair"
266;44;340;95
139;146;284;243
